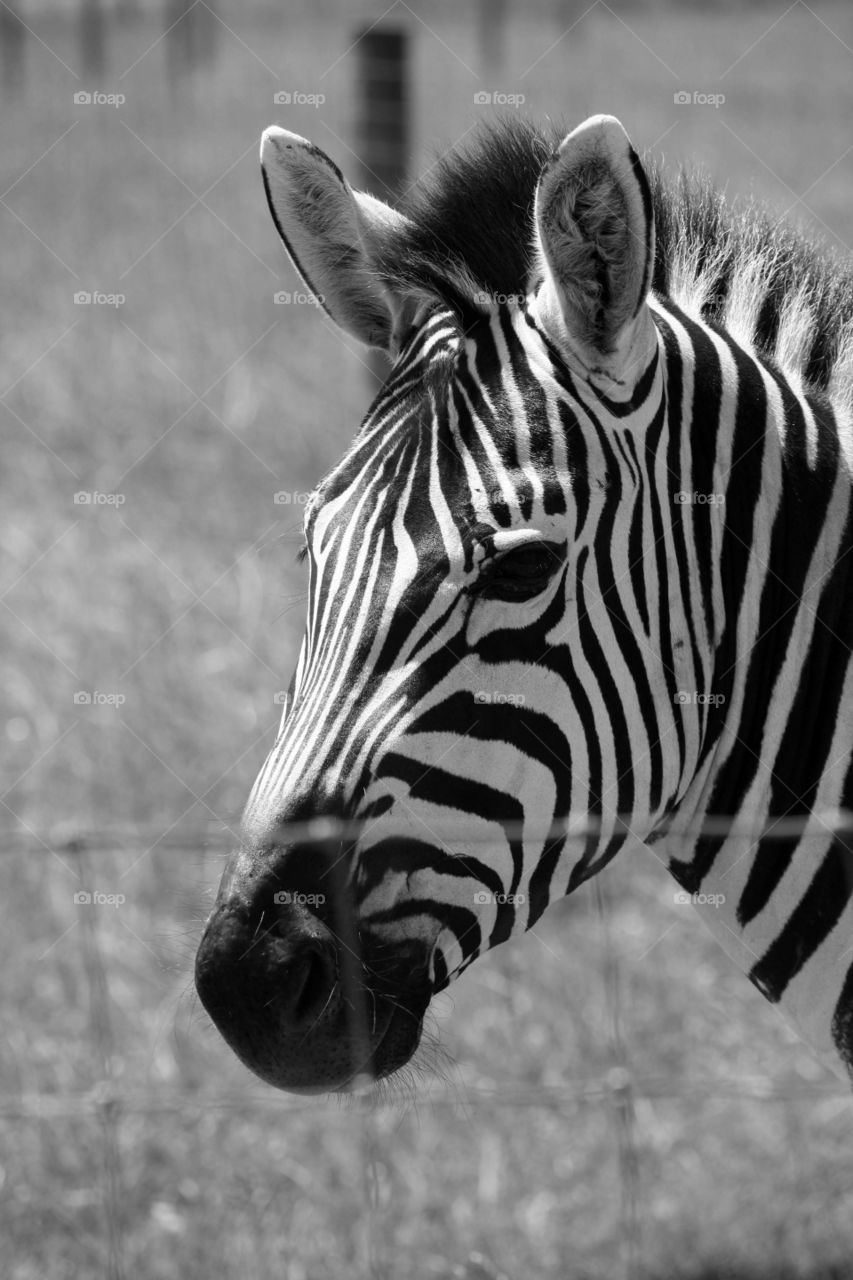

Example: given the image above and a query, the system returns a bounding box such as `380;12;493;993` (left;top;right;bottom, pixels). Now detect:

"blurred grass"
2;3;853;1278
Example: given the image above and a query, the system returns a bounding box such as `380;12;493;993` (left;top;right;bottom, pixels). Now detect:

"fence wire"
4;819;853;1280
6;809;853;855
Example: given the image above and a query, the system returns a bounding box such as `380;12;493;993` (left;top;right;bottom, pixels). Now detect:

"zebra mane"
386;115;853;402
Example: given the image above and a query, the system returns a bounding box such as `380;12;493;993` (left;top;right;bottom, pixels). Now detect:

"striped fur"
242;116;853;1085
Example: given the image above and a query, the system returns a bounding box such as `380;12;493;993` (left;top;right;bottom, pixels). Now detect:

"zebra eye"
475;542;563;602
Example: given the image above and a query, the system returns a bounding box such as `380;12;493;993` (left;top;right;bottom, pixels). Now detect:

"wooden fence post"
80;0;108;81
0;4;25;97
353;28;409;392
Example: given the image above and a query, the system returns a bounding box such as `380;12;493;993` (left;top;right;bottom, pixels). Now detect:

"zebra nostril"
279;943;338;1028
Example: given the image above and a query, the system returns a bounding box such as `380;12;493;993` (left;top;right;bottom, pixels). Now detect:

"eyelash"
468;543;564;602
296;544;308;564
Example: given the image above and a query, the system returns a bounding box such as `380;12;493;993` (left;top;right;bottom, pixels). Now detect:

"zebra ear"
533;115;655;369
260;126;412;350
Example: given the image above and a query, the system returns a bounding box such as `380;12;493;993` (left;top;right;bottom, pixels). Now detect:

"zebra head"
196;115;697;1093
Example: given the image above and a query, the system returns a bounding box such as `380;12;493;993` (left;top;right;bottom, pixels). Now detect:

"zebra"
195;112;853;1094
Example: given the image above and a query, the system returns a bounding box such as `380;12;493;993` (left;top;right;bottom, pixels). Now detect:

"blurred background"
2;2;853;1278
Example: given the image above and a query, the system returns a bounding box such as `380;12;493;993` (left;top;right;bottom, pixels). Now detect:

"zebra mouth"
201;971;429;1096
330;997;428;1093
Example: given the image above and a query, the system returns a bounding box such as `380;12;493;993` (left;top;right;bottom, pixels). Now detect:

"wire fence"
9;807;853;856
4;818;853;1280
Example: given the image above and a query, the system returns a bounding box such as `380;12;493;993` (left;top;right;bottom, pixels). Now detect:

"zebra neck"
655;301;853;837
699;331;852;829
656;312;853;1079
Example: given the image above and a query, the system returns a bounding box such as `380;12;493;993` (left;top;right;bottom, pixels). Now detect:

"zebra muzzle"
195;842;431;1093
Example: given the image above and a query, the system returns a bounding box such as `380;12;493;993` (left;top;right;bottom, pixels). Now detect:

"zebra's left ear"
533;115;655;376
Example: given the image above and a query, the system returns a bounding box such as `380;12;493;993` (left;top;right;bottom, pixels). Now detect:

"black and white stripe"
243;113;853;1084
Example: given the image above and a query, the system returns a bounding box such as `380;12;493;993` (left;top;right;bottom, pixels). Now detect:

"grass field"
3;2;853;1277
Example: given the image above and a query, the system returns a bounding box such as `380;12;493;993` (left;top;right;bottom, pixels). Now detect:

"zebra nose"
196;838;432;1092
195;871;341;1038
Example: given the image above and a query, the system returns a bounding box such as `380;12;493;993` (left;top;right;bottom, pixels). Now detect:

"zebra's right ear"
260;126;412;350
533;115;655;376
